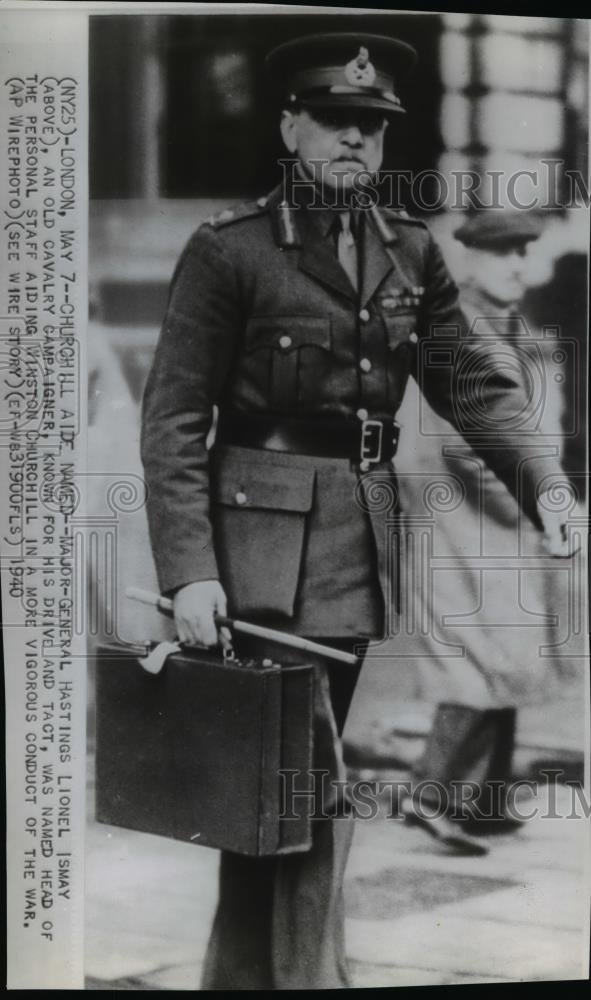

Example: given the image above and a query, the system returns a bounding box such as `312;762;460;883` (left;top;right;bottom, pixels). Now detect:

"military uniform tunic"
141;182;562;638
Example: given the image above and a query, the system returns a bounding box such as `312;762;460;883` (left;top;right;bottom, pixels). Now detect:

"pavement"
84;703;590;989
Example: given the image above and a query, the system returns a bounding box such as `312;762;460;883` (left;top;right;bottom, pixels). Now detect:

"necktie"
337;211;358;291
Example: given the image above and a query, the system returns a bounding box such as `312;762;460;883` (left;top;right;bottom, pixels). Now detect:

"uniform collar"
361;210;395;307
266;182;395;304
297;205;358;300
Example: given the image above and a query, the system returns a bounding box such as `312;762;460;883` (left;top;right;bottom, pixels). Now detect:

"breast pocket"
211;447;316;618
383;313;417;406
244;316;331;413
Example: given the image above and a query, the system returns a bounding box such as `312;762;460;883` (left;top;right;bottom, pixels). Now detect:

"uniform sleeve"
140;225;241;595
416;233;564;526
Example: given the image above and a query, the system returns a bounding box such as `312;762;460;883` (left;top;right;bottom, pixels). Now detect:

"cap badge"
344;46;376;88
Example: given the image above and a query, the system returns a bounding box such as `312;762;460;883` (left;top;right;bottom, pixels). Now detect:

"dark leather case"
94;643;315;856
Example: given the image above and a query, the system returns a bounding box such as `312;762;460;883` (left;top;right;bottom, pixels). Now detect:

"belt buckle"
360;419;383;466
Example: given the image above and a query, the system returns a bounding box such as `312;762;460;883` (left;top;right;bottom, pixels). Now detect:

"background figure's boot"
401;703;512;855
465;707;526;835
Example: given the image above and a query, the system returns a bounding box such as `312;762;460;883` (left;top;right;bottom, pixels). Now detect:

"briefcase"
94;642;315;856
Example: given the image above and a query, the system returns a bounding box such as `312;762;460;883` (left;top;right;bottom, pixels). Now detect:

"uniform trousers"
200;636;365;990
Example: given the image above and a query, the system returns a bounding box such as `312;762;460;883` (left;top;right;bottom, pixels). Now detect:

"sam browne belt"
217;410;400;468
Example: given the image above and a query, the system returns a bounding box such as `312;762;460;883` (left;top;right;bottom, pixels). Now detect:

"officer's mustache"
293;159;375;209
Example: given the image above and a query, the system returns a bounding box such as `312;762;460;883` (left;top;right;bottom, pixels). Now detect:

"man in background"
399;211;578;855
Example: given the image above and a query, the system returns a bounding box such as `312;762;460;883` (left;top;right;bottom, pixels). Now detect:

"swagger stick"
126;587;360;666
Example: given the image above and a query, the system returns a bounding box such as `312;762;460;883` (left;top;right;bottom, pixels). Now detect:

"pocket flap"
245;316;331;353
213;455;316;512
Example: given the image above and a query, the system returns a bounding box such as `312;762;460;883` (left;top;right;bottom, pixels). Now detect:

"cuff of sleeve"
157;544;220;598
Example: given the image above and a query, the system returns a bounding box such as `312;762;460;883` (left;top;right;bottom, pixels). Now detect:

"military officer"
141;34;571;990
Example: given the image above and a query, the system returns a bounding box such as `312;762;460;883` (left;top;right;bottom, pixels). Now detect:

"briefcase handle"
126;587;359;666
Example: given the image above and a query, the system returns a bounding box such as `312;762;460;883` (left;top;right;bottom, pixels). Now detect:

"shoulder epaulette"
205;196;269;230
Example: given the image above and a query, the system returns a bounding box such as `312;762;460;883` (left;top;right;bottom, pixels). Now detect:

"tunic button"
359;358;372;373
359;308;370;322
356;408;369;421
235;491;247;506
409;331;418;343
279;335;292;349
